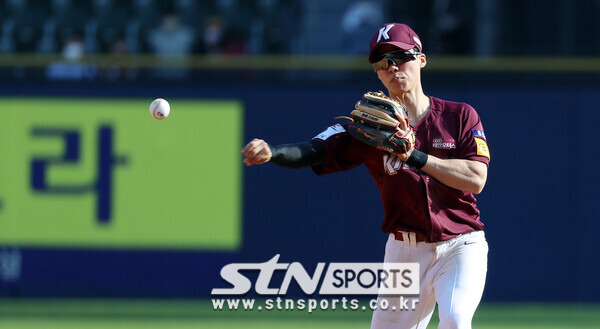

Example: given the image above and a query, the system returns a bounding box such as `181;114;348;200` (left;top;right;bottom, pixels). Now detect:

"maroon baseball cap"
368;23;423;63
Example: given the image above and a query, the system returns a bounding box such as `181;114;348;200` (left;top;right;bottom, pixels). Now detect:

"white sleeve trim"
313;124;346;141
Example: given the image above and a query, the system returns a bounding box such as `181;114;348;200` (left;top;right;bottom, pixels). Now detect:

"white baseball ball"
149;98;170;120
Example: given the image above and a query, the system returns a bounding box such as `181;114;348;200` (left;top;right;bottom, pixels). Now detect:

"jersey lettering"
432;138;456;149
383;154;403;175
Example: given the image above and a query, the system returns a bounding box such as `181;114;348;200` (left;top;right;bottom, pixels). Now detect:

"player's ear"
419;54;427;68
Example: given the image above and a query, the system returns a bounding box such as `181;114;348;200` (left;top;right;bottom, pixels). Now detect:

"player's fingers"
254;147;271;164
245;148;269;164
241;138;258;153
243;145;262;159
398;117;410;132
242;143;271;166
242;138;266;153
243;151;260;165
241;146;253;157
397;149;411;162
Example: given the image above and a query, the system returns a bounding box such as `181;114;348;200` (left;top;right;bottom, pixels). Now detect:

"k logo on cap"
369;23;423;63
377;24;394;43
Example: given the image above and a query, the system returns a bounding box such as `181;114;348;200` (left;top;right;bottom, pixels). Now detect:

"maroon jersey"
312;96;490;242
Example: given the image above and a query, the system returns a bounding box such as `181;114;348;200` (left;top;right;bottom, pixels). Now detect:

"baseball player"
241;23;490;329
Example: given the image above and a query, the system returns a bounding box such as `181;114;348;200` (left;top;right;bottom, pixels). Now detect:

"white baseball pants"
371;231;488;329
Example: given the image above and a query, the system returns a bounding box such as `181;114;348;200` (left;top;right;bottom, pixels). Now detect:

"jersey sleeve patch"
475;138;490;159
313;124;346;140
472;129;486;141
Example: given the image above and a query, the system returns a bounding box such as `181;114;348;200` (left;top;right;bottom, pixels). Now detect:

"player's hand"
372;112;414;161
395;147;413;162
391;116;414;162
241;138;272;166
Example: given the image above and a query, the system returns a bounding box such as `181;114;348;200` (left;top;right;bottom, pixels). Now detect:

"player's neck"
411;98;431;126
394;91;430;126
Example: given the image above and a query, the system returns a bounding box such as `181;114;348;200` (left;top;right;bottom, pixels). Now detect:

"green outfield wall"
0;98;243;250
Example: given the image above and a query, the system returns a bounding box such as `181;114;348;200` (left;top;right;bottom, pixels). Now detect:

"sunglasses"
372;51;422;71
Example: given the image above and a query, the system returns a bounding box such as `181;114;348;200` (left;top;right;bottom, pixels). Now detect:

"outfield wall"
0;76;598;302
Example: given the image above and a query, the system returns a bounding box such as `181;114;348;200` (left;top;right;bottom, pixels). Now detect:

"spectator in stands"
62;34;85;62
148;11;195;56
341;0;384;55
46;34;98;80
147;11;195;78
201;16;226;54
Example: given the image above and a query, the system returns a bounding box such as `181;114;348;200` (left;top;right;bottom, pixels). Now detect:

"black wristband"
405;149;428;169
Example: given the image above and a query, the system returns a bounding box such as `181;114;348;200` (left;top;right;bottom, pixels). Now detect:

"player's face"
372;51;422;71
374;50;425;94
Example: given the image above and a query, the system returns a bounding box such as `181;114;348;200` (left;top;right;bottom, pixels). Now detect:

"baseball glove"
346;91;416;154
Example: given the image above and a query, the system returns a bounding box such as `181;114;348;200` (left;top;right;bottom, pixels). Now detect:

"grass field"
0;299;598;329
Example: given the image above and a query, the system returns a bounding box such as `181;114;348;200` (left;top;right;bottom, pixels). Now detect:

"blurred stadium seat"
126;0;162;53
38;0;90;53
84;0;130;53
175;0;214;36
0;0;596;56
2;0;47;53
